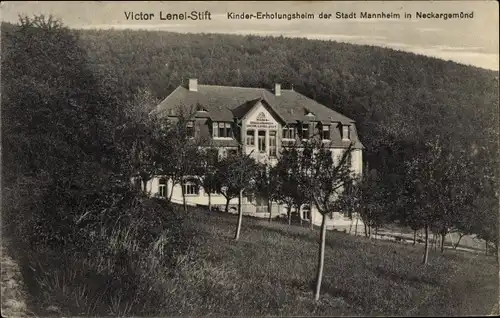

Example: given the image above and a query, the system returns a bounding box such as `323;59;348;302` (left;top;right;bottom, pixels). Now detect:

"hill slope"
74;28;498;166
2;22;498;197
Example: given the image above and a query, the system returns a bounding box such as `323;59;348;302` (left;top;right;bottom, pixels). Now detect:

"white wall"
241;101;281;164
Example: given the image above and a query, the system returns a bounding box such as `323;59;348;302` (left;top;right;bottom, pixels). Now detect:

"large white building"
145;79;364;229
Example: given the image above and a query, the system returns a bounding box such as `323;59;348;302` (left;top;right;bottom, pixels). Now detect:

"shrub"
6;182;193;316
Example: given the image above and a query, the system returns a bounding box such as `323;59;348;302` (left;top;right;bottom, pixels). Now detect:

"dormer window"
322;124;330;140
282;125;296;140
301;123;309;140
342;125;350;140
196;104;207;112
305;108;315;117
212;122;232;138
186;121;195;138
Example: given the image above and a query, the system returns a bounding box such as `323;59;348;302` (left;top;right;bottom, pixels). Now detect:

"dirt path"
1;241;29;317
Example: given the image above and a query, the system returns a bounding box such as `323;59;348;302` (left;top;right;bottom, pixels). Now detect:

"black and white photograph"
1;0;499;316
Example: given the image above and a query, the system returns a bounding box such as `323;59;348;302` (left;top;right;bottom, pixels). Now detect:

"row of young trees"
130;92;498;299
127;92;358;300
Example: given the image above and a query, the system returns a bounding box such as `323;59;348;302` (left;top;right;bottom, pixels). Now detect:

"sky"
1;1;499;71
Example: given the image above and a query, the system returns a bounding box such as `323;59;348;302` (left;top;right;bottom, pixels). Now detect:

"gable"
243;100;284;130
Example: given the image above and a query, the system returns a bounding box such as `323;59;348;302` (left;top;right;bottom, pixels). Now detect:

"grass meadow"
6;204;499;316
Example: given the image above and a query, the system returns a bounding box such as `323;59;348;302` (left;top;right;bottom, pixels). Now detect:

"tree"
214;151;258;240
297;139;355;301
156;105;203;211
471;183;499;257
252;162;277;222
198;147;220;211
404;136;477;263
337;167;385;239
272;146;301;225
118;88;163;192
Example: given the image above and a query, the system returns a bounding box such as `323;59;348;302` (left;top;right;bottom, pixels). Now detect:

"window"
342;125;350;140
246;130;255;146
322;125;330;140
258;131;266;153
158;178;167;198
301;123;309;140
196;104;207;112
184;182;199;195
302;204;311;220
212;122;232;138
186;121;195;138
282;125;296;140
269;131;277;157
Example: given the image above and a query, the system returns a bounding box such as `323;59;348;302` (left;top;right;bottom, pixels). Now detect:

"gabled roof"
154;84;355;125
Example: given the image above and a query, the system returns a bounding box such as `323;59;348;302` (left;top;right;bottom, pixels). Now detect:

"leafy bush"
14;190;193;316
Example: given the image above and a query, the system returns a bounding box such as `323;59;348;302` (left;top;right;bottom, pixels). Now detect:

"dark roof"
153;83;363;149
154;84;355;125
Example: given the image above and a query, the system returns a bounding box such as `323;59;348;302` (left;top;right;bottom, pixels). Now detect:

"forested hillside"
75;28;498;168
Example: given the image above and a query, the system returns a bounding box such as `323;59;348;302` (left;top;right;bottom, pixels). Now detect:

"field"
167;208;498;316
3;205;498;316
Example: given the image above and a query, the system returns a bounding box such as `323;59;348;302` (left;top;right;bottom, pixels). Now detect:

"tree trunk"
181;180;187;212
299;205;303;226
375;227;379;239
142;178;148;193
310;201;314;230
208;193;212;211
454;233;466;249
368;225;371;239
314;213;327;301
364;222;368;238
168;181;175;202
440;232;446;253
268;199;272;223
496;242;499;264
413;229;417;245
288;206;292;226
485;240;488;256
225;197;230;213
423;225;429;265
432;233;436;251
354;216;359;236
235;190;244;241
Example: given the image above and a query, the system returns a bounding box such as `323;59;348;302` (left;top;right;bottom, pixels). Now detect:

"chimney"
275;83;281;96
189;78;198;92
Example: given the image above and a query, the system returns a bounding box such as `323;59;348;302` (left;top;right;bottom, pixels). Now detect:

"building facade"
145;79;364;229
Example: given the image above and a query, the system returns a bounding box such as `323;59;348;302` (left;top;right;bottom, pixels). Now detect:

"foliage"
1;15;194;316
214;152;258;212
117;88;164;190
337;167;387;237
155;106;205;207
198;147;221;210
